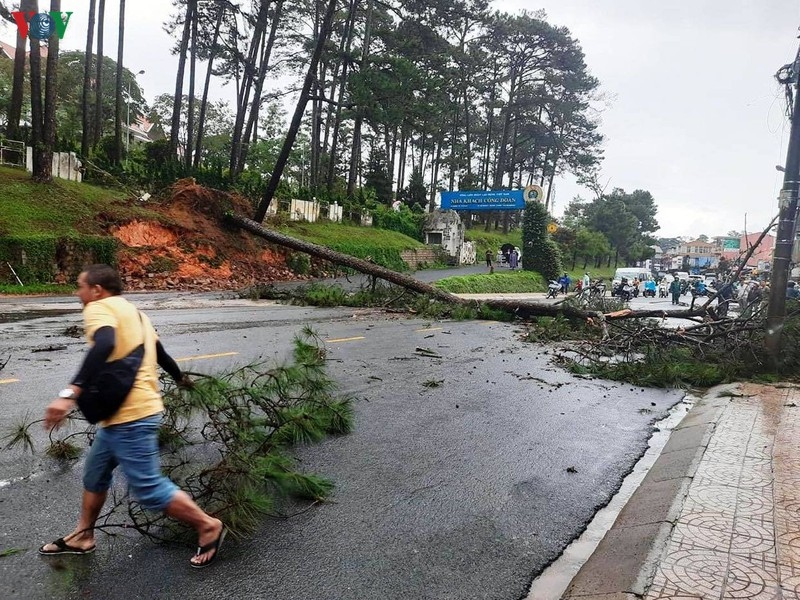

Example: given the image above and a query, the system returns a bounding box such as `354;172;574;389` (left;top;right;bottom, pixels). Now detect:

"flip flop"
190;526;227;569
38;537;96;556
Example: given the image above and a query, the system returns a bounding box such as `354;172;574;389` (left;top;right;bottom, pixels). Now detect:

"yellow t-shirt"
83;296;164;427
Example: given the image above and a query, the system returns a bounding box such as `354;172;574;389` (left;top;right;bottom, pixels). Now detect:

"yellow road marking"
325;336;365;343
176;352;239;363
0;378;19;385
416;327;443;332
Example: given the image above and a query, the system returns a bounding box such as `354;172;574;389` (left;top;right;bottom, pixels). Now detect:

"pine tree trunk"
492;70;516;191
545;162;557;212
253;0;339;222
481;61;498;189
323;0;357;190
238;0;284;176
6;0;35;141
93;0;105;147
185;5;198;170
29;1;44;178
347;0;374;197
325;0;356;191
429;134;442;211
227;213;698;322
37;0;61;182
81;0;97;159
113;0;125;165
193;6;224;170
397;127;408;196
170;0;194;158
229;0;268;176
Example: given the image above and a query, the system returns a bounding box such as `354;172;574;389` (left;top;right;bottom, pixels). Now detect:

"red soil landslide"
112;179;299;291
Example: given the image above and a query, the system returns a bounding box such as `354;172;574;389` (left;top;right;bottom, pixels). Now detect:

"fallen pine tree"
225;213;723;325
225;212;800;385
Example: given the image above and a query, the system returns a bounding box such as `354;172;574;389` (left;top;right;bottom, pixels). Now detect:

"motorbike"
643;280;657;298
613;281;635;301
658;283;668;298
546;280;561;299
591;281;606;297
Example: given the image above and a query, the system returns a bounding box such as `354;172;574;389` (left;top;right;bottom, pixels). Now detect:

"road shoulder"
560;385;732;598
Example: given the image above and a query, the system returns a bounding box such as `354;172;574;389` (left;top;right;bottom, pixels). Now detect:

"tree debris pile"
553;304;800;388
113;179;303;291
4;330;353;541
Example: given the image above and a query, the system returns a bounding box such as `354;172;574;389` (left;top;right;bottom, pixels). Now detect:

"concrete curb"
559;386;735;599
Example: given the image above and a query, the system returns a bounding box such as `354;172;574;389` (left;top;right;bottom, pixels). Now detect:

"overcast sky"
3;0;800;238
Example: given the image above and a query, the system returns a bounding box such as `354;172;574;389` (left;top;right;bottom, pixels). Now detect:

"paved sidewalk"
562;383;800;600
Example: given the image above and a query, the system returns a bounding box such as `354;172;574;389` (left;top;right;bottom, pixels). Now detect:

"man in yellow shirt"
39;264;226;568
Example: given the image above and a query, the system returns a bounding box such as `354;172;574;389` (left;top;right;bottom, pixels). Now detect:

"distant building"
676;239;719;270
721;233;775;270
650;245;664;271
123;116;164;145
0;39;48;62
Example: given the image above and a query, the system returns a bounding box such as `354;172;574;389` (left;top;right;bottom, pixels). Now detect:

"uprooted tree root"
2;328;353;543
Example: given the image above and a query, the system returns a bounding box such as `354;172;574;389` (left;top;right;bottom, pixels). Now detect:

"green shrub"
0;234;118;284
147;256;179;273
522;201;561;281
286;253;311;275
370;204;425;241
434;271;546;294
304;284;349;306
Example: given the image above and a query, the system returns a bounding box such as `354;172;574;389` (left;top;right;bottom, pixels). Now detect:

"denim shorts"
83;414;178;511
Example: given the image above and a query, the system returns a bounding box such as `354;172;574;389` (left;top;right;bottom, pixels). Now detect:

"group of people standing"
485;247;521;270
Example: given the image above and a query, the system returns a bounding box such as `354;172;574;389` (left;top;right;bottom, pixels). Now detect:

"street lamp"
126;69;145;158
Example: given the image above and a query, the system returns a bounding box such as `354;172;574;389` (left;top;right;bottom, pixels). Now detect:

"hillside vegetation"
275;221;424;272
0;166;158;236
464;228;523;254
0;168;429;288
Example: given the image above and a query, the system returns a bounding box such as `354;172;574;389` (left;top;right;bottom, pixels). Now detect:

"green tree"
56;52;146;155
400;167;427;208
522;201;561;280
150;94;233;166
364;148;393;204
579;188;659;266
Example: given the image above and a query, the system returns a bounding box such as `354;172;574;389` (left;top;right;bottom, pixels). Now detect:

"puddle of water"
526;397;694;600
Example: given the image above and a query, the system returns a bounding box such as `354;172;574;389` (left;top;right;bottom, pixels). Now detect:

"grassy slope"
276;221;425;271
276;221;423;251
0;166;159;236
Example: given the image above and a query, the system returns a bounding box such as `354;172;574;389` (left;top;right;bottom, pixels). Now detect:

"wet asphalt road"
0;289;684;600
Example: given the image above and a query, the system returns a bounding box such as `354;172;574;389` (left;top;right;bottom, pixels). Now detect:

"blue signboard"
440;190;524;211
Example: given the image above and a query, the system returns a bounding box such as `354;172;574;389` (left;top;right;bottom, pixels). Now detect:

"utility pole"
766;41;800;354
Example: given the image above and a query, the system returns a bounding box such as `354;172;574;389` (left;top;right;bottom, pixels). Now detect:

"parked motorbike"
591;281;606;297
613;281;635;301
546;280;561;299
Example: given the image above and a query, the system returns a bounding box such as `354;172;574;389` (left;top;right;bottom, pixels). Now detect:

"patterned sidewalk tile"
643;387;800;599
